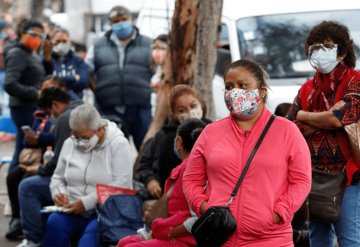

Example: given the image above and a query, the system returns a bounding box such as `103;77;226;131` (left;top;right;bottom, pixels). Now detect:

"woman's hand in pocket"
274;212;282;224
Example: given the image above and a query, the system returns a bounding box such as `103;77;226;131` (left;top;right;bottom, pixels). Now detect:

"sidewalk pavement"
0;140;21;247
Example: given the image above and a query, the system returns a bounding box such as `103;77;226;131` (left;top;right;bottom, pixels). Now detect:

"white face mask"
176;106;203;124
309;44;339;74
53;43;71;56
75;135;99;153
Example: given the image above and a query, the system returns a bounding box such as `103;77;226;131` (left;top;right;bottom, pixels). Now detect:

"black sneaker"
5;218;24;241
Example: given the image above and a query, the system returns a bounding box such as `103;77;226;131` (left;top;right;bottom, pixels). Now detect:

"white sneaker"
16;239;41;247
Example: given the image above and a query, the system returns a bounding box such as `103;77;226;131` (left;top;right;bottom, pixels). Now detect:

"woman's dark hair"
274;102;291;117
169;84;207;117
154;34;168;43
177;118;208;153
224;59;269;101
17;19;44;38
305;21;355;67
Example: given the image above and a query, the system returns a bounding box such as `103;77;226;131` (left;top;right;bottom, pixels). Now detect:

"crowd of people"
0;3;359;247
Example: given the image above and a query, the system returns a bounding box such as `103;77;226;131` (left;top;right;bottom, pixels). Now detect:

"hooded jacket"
4;41;45;107
50;120;133;211
135;118;181;189
44;50;89;95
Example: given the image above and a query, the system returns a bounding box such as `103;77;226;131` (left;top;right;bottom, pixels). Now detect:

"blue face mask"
0;32;7;39
112;20;133;40
173;139;181;160
0;19;6;31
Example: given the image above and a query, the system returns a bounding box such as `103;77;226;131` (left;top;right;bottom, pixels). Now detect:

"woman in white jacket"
44;104;133;247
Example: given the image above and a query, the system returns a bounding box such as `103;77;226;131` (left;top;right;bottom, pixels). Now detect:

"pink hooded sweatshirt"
183;108;311;247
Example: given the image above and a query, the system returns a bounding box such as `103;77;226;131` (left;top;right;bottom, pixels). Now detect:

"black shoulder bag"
191;115;275;247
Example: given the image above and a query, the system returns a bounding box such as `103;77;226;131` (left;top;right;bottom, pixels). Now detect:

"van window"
236;9;360;79
216;23;232;76
219;23;230;48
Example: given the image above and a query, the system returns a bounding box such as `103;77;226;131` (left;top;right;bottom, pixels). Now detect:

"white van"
137;0;360;119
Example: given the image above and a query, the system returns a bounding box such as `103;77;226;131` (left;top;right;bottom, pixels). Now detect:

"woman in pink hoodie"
182;59;312;247
119;118;209;247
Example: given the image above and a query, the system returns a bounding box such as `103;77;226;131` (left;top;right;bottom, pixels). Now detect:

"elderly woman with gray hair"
44;104;133;247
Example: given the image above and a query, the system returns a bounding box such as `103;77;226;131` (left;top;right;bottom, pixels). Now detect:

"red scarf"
306;63;347;112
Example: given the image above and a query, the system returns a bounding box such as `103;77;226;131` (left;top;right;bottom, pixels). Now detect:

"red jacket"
151;158;196;245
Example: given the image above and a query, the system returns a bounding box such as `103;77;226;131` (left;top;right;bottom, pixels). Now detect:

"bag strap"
226;114;276;207
164;182;175;197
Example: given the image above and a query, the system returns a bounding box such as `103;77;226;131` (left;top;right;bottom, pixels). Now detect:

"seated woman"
119;118;209;247
44;104;133;247
135;84;208;199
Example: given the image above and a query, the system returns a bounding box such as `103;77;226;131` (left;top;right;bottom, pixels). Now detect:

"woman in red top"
118;118;208;247
287;21;360;247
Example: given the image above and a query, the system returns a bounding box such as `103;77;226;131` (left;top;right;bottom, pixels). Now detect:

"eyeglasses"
151;44;167;50
26;30;46;40
309;43;337;55
70;135;90;145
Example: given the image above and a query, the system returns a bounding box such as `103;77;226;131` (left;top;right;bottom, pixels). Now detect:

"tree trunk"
142;0;223;145
142;0;200;144
31;0;45;18
194;0;223;120
0;0;11;13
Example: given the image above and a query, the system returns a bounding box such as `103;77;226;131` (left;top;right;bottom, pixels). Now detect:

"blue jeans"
18;175;53;243
44;212;99;247
9;106;36;171
103;106;152;151
308;182;360;247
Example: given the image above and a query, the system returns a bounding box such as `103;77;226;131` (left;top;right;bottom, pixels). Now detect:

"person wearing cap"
85;5;153;151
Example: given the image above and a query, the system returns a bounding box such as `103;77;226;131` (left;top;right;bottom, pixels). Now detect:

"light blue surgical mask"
0;19;6;30
112;20;133;40
173;138;181;160
0;32;7;39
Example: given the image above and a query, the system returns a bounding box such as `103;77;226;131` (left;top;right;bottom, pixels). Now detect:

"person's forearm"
302;124;319;137
297;110;343;130
170;224;191;238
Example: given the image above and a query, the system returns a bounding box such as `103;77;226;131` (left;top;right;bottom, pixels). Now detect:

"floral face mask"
224;88;261;120
175;106;203;124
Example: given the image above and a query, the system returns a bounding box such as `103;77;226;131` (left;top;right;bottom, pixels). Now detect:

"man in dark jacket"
85;5;153;151
16;88;83;247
